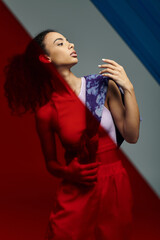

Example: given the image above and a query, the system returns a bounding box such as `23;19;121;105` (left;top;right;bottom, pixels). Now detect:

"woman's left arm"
99;59;140;143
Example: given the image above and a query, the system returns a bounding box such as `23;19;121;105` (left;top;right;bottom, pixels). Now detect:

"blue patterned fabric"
84;74;125;147
85;74;108;122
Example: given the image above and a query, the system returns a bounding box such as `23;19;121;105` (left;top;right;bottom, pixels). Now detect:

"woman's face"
43;32;78;69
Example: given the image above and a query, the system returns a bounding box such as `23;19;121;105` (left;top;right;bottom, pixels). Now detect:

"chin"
70;59;78;67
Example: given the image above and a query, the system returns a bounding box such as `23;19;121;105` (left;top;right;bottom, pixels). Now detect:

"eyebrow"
53;38;68;44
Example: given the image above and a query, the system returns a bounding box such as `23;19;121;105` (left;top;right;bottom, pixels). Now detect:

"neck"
56;67;81;92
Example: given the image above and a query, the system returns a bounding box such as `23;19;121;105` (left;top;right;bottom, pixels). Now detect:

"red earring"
39;55;50;63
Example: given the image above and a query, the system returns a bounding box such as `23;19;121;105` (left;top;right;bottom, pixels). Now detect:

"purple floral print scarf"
84;74;125;147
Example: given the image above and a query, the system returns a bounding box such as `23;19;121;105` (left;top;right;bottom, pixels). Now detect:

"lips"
70;51;77;57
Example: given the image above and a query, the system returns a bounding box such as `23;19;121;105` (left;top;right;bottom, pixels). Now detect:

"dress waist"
96;147;121;165
64;143;120;165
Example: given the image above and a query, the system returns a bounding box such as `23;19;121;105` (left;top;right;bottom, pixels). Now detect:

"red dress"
44;76;133;240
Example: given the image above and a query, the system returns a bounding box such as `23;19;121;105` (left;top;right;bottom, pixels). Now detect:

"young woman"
4;29;140;240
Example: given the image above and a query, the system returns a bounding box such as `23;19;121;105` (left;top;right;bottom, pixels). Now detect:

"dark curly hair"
4;29;58;116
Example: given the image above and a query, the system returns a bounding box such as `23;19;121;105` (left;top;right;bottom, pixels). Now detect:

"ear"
39;54;51;63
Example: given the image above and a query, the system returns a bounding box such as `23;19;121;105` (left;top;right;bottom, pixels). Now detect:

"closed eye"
57;38;70;46
57;43;63;46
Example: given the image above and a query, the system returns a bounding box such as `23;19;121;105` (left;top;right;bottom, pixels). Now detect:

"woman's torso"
47;75;119;164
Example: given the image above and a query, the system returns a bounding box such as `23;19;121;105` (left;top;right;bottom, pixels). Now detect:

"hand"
64;157;101;186
98;59;133;91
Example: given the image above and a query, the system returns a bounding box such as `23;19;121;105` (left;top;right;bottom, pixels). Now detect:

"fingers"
101;73;117;81
102;59;119;67
81;175;97;182
70;158;101;186
82;168;98;177
80;162;101;171
98;59;121;74
99;64;116;70
100;68;119;75
79;178;97;186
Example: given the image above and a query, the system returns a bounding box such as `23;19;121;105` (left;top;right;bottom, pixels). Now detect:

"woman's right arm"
35;109;100;185
35;109;67;178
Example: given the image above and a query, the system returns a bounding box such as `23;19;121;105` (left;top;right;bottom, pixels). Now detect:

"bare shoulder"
35;101;58;132
35;103;52;123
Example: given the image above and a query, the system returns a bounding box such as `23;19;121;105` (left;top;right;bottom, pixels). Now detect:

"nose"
69;42;74;49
